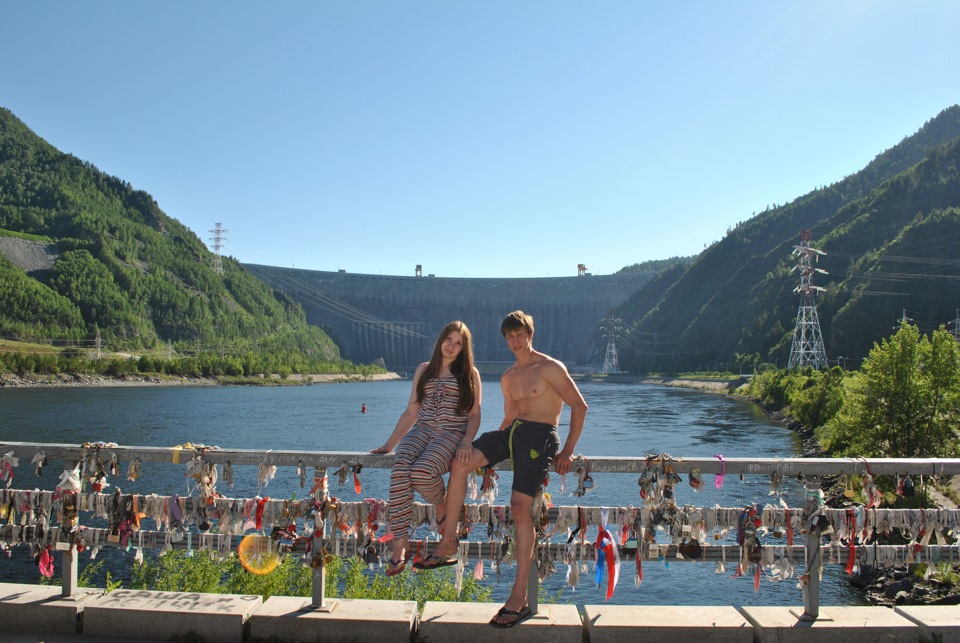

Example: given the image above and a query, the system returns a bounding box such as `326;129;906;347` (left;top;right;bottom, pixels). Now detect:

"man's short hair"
501;310;534;336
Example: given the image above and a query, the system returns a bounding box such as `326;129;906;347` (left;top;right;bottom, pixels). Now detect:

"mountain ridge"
615;105;960;371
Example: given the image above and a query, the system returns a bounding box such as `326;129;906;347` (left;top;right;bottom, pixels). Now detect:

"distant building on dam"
243;265;654;371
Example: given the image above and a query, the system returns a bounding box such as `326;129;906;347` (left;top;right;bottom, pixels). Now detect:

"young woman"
370;320;482;576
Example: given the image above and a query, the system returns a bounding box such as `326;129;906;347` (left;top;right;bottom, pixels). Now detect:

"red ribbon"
595;528;621;600
845;509;857;575
255;497;269;531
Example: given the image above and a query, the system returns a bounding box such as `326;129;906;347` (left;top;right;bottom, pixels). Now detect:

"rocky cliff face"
0;237;57;274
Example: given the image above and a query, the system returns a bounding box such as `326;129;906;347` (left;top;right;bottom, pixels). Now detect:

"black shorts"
473;419;560;497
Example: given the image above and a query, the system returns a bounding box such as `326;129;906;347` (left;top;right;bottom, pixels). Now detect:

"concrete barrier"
81;588;262;642
5;583;960;643
0;582;99;635
583;605;752;642
895;604;960;642
248;595;418;642
419;601;582;643
740;605;921;643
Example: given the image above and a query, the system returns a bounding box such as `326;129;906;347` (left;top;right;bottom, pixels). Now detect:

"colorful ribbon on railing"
594;526;620;600
713;454;725;489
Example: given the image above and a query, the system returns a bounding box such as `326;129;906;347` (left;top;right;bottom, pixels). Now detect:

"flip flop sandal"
489;606;532;629
385;558;407;577
412;553;458;569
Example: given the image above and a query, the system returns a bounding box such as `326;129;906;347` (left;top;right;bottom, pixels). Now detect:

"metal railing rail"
0;440;958;621
3;440;959;476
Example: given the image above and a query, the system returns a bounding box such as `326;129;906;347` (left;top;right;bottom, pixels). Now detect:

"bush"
124;550;491;610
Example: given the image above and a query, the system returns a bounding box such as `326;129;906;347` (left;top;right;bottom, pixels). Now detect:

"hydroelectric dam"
244;265;654;371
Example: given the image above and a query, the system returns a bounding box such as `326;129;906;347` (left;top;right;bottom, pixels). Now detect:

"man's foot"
412;552;458;569
489;605;532;628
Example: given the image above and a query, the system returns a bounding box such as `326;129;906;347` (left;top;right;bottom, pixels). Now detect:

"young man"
414;310;588;628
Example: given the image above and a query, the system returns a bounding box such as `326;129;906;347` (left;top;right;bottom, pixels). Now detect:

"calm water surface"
0;380;866;607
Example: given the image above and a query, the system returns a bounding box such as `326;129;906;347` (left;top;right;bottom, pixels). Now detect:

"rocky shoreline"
0;371;401;388
631;377;960;607
737;391;960;607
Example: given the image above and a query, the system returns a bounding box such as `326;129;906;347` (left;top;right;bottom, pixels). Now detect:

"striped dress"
388;376;468;540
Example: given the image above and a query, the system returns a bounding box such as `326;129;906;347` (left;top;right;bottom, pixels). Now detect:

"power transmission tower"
951;310;960;342
209;223;228;275
788;230;828;370
602;317;622;374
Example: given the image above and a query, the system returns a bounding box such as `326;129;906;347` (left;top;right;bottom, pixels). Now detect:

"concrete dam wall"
243;265;653;371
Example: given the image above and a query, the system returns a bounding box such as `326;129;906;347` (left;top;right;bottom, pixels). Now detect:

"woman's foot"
385;539;408;577
385;557;407;577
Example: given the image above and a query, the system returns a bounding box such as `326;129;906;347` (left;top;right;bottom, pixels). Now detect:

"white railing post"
527;551;539;615
305;466;335;612
60;459;80;600
61;545;78;599
800;475;824;620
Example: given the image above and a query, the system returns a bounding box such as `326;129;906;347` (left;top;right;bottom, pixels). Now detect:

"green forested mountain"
0;107;340;363
614;106;960;372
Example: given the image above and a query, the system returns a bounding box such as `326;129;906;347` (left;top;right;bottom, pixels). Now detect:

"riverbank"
0;371;401;388
573;373;747;393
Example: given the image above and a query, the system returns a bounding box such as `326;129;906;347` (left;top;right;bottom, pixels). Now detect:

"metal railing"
1;440;959;620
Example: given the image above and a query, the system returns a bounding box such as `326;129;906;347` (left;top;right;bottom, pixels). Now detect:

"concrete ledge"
740;605;920;643
248;595;417;642
895;605;960;642
419;601;582;643
0;582;101;635
82;589;262;642
583;605;752;642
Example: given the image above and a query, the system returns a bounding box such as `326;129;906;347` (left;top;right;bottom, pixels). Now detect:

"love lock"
817;514;834;535
902;476;915;497
363;544;380;566
678;538;703;560
689;469;703;490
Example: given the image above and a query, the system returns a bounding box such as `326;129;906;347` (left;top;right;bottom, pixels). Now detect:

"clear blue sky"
4;2;959;278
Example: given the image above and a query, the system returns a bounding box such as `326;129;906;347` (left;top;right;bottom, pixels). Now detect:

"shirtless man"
414;310;588;628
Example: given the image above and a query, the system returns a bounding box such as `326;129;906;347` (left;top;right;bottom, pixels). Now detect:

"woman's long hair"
415;320;476;414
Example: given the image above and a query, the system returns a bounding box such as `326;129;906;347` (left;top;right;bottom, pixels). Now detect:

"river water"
0;380;866;608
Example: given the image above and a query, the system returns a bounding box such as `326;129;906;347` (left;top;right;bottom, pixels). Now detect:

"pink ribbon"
713;454;726;489
38;545;54;578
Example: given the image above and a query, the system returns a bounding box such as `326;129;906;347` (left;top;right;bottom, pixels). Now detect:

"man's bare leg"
492;490;534;626
434;502;446;536
427;448;487;559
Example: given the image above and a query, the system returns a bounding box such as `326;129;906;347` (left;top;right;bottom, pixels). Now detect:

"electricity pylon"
209;223;228;275
602;317;622;374
788;230;828;370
